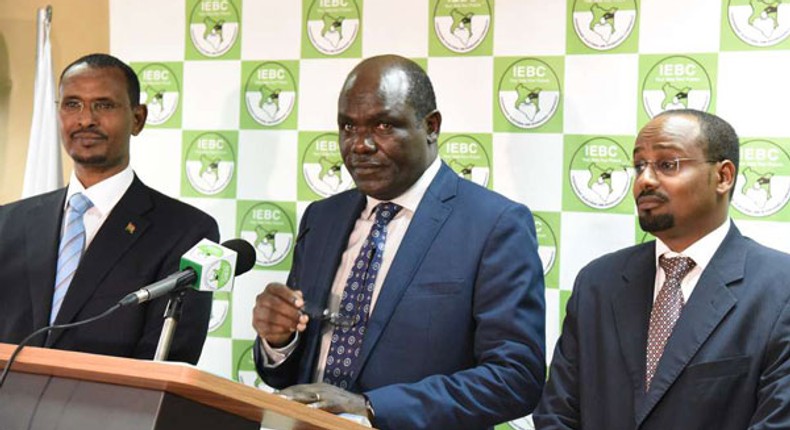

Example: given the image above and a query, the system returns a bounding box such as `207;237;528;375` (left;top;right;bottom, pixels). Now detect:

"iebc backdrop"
110;1;790;428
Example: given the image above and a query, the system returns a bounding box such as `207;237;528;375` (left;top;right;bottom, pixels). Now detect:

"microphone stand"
153;290;186;361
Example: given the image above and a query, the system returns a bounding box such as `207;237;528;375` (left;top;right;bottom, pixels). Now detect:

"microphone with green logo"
118;238;256;307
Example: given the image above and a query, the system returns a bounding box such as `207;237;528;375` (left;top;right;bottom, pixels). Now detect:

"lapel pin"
125;222;136;235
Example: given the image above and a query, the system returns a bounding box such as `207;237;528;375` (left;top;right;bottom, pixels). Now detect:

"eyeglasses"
300;301;356;328
57;99;128;116
632;157;717;177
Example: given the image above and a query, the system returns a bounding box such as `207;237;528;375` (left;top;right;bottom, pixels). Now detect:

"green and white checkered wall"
110;1;790;427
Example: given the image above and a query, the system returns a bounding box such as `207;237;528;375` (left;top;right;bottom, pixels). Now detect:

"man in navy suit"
535;109;790;429
251;55;545;429
0;54;217;364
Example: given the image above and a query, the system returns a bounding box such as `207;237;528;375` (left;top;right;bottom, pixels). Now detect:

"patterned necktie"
51;193;93;324
323;202;402;389
645;254;696;390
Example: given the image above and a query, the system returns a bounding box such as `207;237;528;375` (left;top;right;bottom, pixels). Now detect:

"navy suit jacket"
0;176;218;364
255;163;546;429
535;225;790;429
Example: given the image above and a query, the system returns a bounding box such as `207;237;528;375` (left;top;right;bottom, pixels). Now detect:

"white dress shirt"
653;219;731;303
262;157;443;379
62;165;134;249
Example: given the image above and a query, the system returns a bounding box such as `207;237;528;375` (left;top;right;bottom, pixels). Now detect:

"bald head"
341;55;437;121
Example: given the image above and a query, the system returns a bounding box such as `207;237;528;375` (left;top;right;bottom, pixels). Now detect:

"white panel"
494;0;567;56
718;51;790;138
639;0;722;54
242;0;302;60
428;56;493;133
182;197;238;243
493;132;564;212
110;0;186;61
182;61;241;130
298;59;360;131
559;212;635;290
130;129;182;198
197;337;233;379
237;130;298;201
564;54;638;136
362;0;428;58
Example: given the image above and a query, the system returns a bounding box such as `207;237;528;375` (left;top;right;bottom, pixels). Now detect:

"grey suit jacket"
535;224;790;429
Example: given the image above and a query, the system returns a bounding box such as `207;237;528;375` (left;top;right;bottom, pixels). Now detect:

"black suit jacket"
535;225;790;429
0;176;219;364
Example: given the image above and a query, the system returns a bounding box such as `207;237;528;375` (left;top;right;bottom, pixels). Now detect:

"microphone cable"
0;303;122;390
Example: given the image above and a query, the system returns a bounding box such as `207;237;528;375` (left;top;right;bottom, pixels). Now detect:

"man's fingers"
252;285;309;345
263;283;304;308
280;388;319;404
307;400;331;410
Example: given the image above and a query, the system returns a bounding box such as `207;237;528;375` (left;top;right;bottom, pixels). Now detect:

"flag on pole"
22;5;62;198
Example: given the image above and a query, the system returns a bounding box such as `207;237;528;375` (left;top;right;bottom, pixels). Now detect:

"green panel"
237;200;296;271
181;130;238;199
185;0;242;60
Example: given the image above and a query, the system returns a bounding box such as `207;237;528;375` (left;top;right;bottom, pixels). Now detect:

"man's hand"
252;282;308;347
279;383;368;417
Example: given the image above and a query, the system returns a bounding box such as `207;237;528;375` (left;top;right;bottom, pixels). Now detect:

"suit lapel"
299;192;366;383
636;227;744;426
25;189;67;336
350;163;456;387
611;243;655;415
48;177;152;345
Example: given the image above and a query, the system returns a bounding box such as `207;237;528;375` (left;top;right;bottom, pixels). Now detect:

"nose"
634;163;660;192
75;105;99;128
351;130;376;154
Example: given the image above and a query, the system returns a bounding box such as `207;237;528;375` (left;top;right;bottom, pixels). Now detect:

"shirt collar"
65;165;135;215
654;219;732;273
362;156;442;219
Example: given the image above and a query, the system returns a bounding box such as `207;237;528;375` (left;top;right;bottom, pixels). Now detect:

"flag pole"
22;5;63;198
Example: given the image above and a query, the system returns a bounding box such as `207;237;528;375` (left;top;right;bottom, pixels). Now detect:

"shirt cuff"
259;333;299;368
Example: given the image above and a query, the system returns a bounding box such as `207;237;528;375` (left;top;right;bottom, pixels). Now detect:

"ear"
716;159;736;197
425;110;442;144
131;104;148;136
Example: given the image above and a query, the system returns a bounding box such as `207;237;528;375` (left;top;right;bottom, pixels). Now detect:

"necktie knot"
69;193;93;216
659;255;696;284
375;202;402;225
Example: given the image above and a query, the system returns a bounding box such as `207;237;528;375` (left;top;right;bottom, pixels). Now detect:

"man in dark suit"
535;109;790;429
0;54;217;364
251;55;545;429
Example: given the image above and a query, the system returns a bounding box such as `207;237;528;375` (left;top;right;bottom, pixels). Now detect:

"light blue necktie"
51;193;93;324
323;202;401;389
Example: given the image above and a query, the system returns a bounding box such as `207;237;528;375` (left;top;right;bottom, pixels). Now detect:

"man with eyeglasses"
534;109;790;429
0;54;218;364
251;55;546;429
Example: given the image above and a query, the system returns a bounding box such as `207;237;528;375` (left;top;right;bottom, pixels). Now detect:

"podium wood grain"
0;343;372;430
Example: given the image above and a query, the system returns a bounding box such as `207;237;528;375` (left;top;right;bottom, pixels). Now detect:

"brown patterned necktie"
645;254;696;391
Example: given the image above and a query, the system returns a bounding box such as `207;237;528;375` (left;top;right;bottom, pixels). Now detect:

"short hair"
656;109;740;198
399;60;437;121
60;53;140;106
345;56;437;122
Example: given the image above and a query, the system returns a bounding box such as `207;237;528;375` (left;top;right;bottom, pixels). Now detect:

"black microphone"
119;239;256;307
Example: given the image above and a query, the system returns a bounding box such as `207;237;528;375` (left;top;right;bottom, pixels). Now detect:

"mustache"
346;156;381;166
70;128;108;140
636;189;669;202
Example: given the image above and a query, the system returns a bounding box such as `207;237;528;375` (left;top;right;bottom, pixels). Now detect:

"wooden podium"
0;343;370;430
